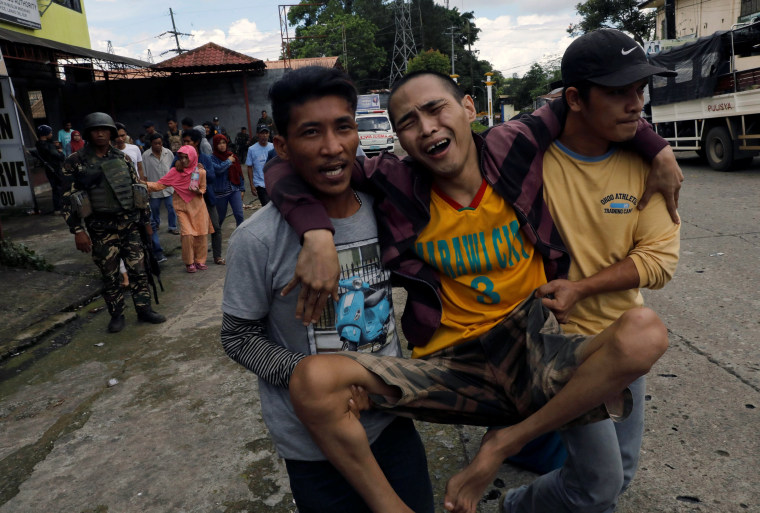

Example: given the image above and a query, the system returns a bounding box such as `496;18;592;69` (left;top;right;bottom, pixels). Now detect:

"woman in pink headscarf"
144;145;213;273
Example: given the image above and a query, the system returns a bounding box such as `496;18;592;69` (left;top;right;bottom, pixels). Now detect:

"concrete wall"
655;0;741;39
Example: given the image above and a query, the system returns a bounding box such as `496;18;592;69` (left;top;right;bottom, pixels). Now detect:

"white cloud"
89;17;282;63
474;13;579;77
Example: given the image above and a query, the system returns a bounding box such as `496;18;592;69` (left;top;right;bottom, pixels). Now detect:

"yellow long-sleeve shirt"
542;142;681;335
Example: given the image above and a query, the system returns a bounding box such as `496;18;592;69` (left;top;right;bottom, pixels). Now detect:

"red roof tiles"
154;42;265;72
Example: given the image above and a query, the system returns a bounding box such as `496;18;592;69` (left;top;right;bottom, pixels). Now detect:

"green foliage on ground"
0;239;53;271
470;120;488;133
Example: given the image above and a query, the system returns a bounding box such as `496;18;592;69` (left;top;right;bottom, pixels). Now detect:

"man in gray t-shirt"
220;66;433;513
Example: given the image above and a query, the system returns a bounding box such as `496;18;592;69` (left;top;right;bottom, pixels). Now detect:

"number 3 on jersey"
471;276;500;305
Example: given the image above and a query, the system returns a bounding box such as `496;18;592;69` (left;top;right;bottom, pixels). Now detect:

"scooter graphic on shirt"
335;276;390;352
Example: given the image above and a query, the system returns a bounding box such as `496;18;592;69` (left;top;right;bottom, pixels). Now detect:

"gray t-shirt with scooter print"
222;192;401;460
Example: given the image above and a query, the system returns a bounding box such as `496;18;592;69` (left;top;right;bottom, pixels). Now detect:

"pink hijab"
158;145;200;203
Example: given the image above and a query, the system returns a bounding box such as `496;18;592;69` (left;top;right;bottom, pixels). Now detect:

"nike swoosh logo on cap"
621;47;637;55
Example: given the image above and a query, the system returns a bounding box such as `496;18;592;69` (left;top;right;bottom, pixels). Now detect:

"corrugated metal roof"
0;26;151;67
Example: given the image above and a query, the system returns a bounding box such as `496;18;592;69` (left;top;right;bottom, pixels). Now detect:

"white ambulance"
355;94;394;156
355;109;395;157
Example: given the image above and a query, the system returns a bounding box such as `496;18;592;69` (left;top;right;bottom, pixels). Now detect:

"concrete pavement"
0;156;758;512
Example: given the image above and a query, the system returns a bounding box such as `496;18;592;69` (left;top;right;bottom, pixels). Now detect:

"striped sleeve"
221;312;306;389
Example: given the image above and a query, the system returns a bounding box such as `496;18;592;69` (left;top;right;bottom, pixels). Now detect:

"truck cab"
355;109;395;157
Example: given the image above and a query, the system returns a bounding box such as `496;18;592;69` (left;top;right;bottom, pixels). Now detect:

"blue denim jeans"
504;376;646;513
149;196;177;257
285;417;434;513
214;189;244;227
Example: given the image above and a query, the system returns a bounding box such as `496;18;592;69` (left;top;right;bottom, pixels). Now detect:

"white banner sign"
357;94;381;111
0;77;34;210
0;0;41;30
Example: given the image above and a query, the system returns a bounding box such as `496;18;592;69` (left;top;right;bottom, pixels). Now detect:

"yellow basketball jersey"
412;180;546;357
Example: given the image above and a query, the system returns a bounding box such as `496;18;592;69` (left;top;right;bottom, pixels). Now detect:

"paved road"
0;154;758;512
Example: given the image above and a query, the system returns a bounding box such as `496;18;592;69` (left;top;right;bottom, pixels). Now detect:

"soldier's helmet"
82;112;118;140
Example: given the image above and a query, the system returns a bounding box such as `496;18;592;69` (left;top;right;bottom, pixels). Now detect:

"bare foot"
443;428;526;513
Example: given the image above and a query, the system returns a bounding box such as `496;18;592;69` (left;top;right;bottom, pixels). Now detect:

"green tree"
406;49;451;75
283;0;486;92
509;62;559;111
569;0;656;45
286;0;393;89
289;13;386;85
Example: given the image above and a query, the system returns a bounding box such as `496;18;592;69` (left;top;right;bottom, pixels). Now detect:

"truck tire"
705;126;734;171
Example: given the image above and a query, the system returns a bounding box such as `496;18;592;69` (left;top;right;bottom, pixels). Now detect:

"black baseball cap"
256;124;270;133
562;29;676;87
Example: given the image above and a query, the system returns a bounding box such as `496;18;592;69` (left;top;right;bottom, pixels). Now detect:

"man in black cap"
212;116;226;137
498;28;680;513
34;124;65;213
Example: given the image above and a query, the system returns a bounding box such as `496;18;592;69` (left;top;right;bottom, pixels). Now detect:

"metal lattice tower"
389;0;417;88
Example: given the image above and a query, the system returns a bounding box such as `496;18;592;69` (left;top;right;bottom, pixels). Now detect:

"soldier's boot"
108;314;126;333
136;307;166;324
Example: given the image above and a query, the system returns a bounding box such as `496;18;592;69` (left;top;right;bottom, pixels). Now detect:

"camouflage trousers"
87;215;151;316
340;294;631;429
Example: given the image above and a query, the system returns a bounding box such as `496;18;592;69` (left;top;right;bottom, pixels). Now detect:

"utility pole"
342;24;348;73
466;20;473;96
159;7;190;56
485;72;495;127
170;8;182;55
417;1;424;50
445;26;456;76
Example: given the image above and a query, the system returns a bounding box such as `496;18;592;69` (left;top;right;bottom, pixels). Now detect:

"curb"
0;311;79;361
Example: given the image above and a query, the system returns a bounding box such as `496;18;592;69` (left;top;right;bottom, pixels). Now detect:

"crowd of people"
35;111;278;333
35;114;274;213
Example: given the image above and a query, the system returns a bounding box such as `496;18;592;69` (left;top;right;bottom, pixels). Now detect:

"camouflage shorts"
339;294;631;429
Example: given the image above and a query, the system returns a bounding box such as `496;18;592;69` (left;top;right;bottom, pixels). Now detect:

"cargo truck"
648;21;760;171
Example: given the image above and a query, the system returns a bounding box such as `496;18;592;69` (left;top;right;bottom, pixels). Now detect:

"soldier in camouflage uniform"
62;112;166;333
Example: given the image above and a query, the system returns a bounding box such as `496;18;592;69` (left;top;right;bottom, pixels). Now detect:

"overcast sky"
86;0;581;77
